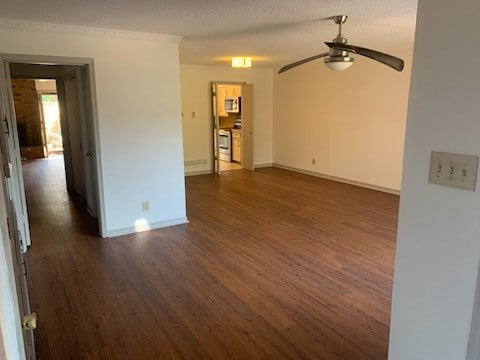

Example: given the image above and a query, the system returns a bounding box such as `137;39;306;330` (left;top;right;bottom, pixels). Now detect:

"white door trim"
210;81;249;174
0;54;107;238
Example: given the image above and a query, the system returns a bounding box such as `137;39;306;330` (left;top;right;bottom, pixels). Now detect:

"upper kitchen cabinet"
227;85;241;98
216;84;242;118
216;85;228;117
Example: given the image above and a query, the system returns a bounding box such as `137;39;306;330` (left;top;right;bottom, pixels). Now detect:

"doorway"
0;57;106;250
0;55;105;359
11;79;63;160
211;82;254;173
38;84;63;155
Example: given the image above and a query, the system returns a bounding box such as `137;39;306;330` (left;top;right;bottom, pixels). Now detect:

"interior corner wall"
273;54;412;191
0;22;187;235
389;0;480;359
179;64;274;174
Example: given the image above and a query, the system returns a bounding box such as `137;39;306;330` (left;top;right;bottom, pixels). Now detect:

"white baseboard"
254;162;273;169
185;170;214;176
186;164;274;174
272;163;400;195
106;217;189;238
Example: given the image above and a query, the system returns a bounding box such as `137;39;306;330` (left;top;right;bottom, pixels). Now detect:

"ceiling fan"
278;15;404;74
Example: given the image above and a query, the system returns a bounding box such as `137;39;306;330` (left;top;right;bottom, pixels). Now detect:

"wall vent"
184;159;208;167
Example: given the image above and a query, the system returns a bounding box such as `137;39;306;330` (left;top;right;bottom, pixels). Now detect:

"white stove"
218;129;232;161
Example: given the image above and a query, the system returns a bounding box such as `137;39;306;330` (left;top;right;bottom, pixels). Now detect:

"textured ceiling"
0;0;418;69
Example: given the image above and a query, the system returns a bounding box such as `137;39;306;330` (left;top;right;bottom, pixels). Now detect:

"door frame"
211;82;220;174
467;261;480;359
0;53;107;237
240;84;254;171
210;81;252;174
36;90;50;158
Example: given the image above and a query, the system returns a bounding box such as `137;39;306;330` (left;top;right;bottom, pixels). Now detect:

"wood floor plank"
24;156;398;359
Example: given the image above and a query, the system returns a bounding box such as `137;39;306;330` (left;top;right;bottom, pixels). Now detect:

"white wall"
0;20;187;236
34;79;56;92
180;64;273;173
389;0;480;358
273;54;412;192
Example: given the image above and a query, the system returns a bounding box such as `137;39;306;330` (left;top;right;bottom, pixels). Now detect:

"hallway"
23;154;97;238
23;155;100;358
24;156;398;359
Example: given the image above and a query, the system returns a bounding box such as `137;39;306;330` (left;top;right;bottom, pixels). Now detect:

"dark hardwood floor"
24;155;399;360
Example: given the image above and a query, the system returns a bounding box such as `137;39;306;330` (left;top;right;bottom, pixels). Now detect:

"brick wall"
11;79;44;159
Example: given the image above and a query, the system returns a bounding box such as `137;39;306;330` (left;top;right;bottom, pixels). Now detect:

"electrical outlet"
312;158;316;165
428;151;479;191
191;111;196;119
142;201;150;212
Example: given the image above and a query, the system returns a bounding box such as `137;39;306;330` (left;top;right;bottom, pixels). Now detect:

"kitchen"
216;83;244;171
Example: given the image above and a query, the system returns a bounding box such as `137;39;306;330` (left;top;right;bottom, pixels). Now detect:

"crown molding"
0;18;182;43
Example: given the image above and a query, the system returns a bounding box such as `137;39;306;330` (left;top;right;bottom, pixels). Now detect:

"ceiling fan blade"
325;42;404;71
278;53;329;74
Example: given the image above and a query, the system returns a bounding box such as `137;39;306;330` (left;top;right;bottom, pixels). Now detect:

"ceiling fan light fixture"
231;57;252;68
324;57;354;71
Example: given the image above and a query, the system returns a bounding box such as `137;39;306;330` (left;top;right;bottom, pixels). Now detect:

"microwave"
225;97;240;113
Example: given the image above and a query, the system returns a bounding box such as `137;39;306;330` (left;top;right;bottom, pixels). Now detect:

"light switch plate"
428;151;479;191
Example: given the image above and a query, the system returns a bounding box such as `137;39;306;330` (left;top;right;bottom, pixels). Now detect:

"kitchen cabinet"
231;129;242;163
216;85;242;118
227;85;241;98
216;85;228;117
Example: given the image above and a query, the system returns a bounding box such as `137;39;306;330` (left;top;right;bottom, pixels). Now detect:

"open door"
211;82;220;174
241;84;254;171
36;94;49;158
7;200;36;359
64;74;87;200
0;61;31;251
211;82;254;173
0;95;35;358
79;67;99;217
57;68;98;216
